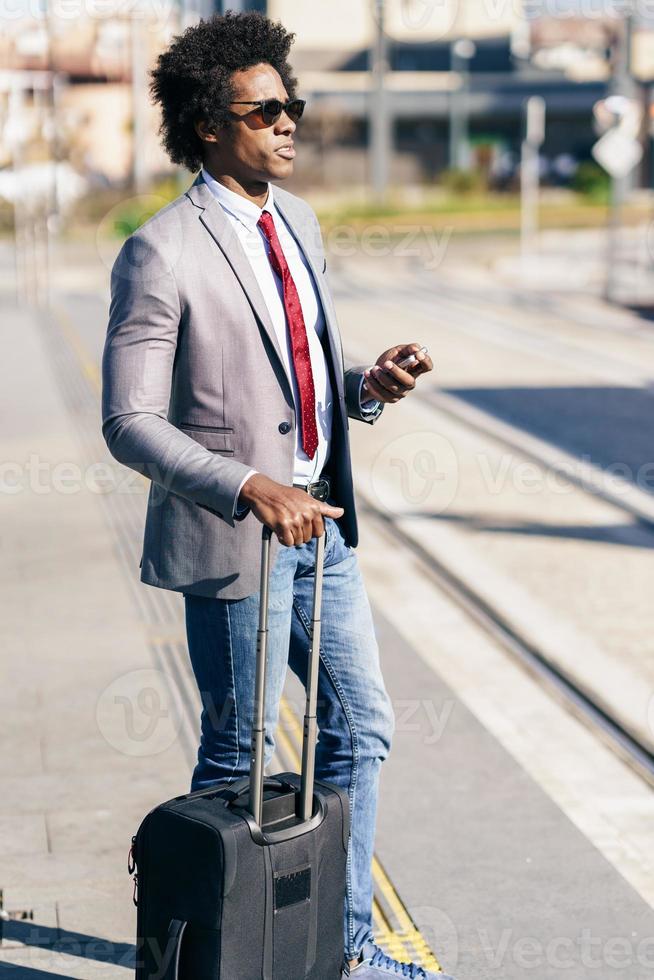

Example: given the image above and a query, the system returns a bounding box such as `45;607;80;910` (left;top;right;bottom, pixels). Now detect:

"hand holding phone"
363;345;430;401
395;346;428;369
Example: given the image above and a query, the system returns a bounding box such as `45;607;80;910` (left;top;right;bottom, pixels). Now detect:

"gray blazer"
101;172;384;600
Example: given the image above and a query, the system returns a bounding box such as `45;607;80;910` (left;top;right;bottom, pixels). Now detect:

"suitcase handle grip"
222;775;296;805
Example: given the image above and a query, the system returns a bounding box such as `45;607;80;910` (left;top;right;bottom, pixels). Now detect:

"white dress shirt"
200;168;379;517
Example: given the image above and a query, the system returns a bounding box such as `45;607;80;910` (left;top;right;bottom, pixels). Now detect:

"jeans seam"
292;595;360;960
224;599;241;784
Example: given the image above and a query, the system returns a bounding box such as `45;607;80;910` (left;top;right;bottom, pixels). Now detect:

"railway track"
336;264;654;787
354;484;654;791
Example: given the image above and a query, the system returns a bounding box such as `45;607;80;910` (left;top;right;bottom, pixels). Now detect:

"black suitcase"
128;524;350;980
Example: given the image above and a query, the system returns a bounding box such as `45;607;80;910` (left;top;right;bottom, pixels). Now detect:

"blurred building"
0;13;176;184
2;0;653;189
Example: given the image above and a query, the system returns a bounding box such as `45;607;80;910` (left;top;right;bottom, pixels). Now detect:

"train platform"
1;235;654;980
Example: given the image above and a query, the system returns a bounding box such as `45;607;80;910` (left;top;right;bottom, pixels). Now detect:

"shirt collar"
201;166;275;234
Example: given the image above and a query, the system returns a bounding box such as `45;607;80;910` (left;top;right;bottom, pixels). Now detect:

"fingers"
362;372;396;402
379;358;416;389
274;495;339;546
414;350;433;373
276;511;314;546
311;512;325;542
364;365;413;402
257;485;345;547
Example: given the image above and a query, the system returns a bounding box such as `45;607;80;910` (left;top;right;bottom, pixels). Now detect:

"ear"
195;118;218;143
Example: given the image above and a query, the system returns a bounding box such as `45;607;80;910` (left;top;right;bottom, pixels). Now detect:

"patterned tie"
257;209;319;460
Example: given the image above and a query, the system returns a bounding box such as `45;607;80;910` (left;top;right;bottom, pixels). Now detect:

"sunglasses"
229;98;306;126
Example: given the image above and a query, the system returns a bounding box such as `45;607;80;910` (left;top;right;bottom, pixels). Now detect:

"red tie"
257;210;319;460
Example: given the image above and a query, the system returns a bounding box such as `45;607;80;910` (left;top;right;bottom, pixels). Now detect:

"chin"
268;160;294;181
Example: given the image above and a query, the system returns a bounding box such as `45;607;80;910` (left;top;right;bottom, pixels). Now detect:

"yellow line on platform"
278;698;443;973
52;302;102;389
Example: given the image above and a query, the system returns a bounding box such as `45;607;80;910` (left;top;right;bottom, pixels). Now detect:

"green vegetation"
571;162;611;204
71;175;184;237
438;167;488;195
37;167;644;245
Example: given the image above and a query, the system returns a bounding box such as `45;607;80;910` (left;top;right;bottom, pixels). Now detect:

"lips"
276;144;296;159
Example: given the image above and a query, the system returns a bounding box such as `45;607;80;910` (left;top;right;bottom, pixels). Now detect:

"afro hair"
149;11;298;174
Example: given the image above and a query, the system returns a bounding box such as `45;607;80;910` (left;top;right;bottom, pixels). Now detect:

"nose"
275;111;296;137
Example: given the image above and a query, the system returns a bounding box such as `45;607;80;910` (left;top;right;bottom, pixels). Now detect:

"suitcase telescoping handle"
248;523;325;828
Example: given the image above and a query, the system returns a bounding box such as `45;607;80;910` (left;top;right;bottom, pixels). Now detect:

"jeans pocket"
322;516;336;564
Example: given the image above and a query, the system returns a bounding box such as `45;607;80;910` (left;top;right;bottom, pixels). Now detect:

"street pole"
370;0;391;204
131;11;148;194
449;38;475;171
6;83;30;307
521;96;545;267
42;0;59;309
606;12;635;303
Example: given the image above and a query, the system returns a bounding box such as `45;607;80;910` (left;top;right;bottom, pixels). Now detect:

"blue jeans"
183;515;396;960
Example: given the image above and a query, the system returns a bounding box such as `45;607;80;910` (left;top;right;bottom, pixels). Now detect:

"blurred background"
4;0;654;303
2;3;654;979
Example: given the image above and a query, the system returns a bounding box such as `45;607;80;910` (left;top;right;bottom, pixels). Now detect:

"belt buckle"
307;477;330;501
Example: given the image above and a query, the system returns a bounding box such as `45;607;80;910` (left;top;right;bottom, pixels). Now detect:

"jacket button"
278;421;291;434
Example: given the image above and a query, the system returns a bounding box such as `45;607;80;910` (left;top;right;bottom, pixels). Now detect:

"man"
102;11;445;979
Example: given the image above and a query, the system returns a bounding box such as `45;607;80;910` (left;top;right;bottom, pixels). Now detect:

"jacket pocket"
177;423;235;454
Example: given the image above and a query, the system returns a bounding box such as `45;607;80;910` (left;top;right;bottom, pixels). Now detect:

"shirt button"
278;421;292;434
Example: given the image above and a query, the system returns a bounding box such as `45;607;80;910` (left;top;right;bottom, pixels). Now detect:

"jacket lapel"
186;174;345;407
186;175;295;403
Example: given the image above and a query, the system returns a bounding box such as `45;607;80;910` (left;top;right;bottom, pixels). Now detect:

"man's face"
206;62;298;183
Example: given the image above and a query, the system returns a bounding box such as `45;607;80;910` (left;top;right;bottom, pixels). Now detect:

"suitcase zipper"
128;834;138;906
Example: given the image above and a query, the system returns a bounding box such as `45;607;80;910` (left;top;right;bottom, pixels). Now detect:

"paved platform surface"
2;231;654;979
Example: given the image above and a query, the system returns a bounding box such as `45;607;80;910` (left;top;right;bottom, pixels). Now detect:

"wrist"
238;472;263;505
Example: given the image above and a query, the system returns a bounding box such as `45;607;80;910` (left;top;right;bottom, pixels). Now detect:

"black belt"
293;473;332;501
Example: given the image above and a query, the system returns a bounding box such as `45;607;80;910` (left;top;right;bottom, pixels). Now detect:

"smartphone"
396;346;428;369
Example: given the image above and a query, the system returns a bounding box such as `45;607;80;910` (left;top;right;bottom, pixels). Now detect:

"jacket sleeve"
101;232;256;527
343;356;384;425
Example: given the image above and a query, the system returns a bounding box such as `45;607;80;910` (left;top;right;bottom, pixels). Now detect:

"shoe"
341;938;456;979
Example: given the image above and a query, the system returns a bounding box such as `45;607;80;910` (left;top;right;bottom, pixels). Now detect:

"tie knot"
257;210;275;237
